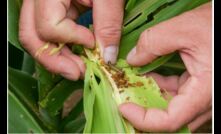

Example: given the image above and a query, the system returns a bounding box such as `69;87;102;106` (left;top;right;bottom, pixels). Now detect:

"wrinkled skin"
19;0;124;80
119;3;212;132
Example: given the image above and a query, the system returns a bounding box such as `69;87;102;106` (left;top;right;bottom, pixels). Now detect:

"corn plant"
9;0;209;133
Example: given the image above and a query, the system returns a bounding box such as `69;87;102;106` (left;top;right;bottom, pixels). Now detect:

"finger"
19;0;42;54
188;109;211;132
146;72;190;94
126;22;183;66
61;46;86;77
36;45;81;80
76;0;93;7
19;0;81;81
35;0;95;48
72;0;91;14
67;4;79;20
146;72;180;93
178;71;190;86
126;6;200;67
93;0;124;64
127;3;211;67
119;75;211;132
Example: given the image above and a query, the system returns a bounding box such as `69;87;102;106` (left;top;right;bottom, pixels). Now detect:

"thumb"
119;73;211;132
35;0;95;48
126;14;188;66
93;0;124;64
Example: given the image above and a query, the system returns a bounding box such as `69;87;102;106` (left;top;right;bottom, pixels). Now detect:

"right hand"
19;0;95;80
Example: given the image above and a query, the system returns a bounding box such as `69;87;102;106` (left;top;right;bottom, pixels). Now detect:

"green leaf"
9;67;59;132
125;0;137;12
123;0;176;35
9;91;43;133
63;115;86;133
38;107;60;132
9;43;24;70
59;99;84;132
162;61;186;70
138;53;175;74
83;60;128;133
83;57;190;133
9;67;38;112
83;63;96;132
118;65;168;109
118;60;189;133
22;52;35;75
153;53;186;75
9;67;48;132
39;79;84;116
35;63;63;101
8;0;24;51
72;45;84;55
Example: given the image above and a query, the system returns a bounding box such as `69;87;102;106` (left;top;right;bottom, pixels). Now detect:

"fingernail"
127;47;137;61
103;45;118;64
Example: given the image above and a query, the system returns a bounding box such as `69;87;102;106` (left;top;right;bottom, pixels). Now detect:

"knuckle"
96;23;121;40
139;28;163;56
37;22;58;41
137;30;149;51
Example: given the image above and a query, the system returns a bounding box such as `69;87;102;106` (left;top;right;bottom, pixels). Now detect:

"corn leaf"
59;99;84;132
138;53;176;74
9;43;24;70
8;67;50;132
123;0;177;35
125;0;137;12
22;52;35;75
9;67;38;113
83;59;129;133
8;0;24;51
116;60;168;108
9;91;44;133
63;115;86;133
83;48;190;133
39;79;84;116
35;63;63;101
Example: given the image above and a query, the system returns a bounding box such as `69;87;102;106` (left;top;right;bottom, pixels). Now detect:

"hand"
19;0;124;80
119;3;212;132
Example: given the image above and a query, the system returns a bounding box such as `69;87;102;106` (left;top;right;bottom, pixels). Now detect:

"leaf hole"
146;0;178;23
124;13;142;27
94;75;101;84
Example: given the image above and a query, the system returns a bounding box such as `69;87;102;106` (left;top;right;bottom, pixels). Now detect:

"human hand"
19;0;94;80
119;3;212;132
19;0;124;81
